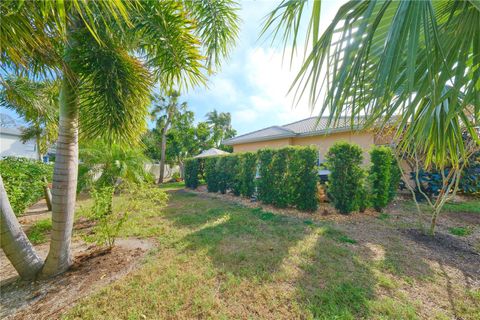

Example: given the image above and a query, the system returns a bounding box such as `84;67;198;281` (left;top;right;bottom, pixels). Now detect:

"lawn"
59;185;479;320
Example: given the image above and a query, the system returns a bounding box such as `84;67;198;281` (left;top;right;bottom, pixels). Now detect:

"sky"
184;0;345;135
1;0;346;135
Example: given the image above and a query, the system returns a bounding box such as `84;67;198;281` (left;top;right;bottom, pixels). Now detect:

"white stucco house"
0;126;38;159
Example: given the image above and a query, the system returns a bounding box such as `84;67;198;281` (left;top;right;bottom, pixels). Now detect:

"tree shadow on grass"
176;205;310;280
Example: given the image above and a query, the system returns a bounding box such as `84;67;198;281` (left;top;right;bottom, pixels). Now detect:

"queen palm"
263;0;479;234
1;0;239;279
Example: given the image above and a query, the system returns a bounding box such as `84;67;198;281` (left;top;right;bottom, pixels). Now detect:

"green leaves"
263;0;480;167
326;142;365;214
71;27;152;145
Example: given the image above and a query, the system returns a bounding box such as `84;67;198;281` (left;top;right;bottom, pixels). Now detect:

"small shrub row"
0;157;53;216
204;152;257;198
257;146;318;211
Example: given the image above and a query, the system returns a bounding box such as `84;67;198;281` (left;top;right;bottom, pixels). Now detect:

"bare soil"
0;238;153;320
0;199;154;320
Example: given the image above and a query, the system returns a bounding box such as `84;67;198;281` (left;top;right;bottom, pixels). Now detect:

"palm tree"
263;0;479;234
150;91;187;184
1;0;239;278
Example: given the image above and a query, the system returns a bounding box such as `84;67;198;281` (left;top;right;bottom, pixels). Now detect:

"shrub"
326;142;364;214
239;152;257;197
369;147;393;211
289;147;318;211
205;157;219;192
257;149;275;204
226;155;242;196
0;157;53;216
85;183;168;248
271;148;290;208
184;158;200;189
388;157;402;202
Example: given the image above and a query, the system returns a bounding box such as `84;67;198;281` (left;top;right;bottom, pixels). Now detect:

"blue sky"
1;0;345;135
184;0;345;135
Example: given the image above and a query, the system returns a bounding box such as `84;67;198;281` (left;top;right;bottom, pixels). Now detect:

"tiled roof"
223;116;366;145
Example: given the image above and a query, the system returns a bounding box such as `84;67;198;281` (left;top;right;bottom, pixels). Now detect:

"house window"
317;150;325;166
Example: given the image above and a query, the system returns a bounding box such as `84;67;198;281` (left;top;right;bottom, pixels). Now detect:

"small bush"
448;226;472;237
388;157;402;202
204;157;219;192
257;149;275;204
0;157;53;216
289;147;318;211
326;142;365;214
239;152;257;197
369;146;393;211
184;158;200;189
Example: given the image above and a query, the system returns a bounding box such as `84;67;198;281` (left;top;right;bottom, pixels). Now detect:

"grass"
442;200;480;213
63;189;478;319
27;218;52;244
448;226;472;237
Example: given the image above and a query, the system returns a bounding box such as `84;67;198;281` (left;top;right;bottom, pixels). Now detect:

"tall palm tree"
263;0;479;234
1;0;239;278
150;91;187;183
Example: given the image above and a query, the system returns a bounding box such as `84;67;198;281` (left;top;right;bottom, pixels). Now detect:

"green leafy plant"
448;227;472;237
204;157;219;192
369;147;393;212
0;157;53;216
184;158;200;189
239;152;257;198
257;149;275;204
326;142;365;214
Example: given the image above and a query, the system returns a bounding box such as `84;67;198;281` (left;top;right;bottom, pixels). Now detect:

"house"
0;126;38;160
223;116;391;164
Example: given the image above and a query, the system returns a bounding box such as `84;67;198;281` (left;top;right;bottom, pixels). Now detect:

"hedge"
0;157;53;216
184;158;200;189
201;147;318;212
326;142;365;214
369;146;393;211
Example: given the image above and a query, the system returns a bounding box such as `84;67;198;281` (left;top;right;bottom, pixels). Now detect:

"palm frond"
263;0;480;166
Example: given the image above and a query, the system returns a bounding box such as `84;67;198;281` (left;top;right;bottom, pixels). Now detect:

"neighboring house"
0;126;38;159
223;116;392;165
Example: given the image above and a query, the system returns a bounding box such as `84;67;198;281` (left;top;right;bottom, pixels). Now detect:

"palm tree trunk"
159;128;167;184
0;175;43;279
41;75;79;277
37;133;53;211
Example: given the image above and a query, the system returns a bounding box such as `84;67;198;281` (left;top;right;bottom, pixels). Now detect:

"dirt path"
0;238;154;320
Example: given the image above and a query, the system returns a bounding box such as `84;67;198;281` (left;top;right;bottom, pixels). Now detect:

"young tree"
1;0;239;278
150;91;187;183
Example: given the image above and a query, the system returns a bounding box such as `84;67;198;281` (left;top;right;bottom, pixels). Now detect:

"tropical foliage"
263;0;479;167
0;0;240;278
0;157;53;216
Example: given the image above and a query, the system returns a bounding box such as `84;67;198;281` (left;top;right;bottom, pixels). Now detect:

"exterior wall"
233;138;292;152
292;131;375;165
231;131;375;165
0;132;37;159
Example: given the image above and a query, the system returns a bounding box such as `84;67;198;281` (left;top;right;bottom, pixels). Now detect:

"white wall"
0;131;37;159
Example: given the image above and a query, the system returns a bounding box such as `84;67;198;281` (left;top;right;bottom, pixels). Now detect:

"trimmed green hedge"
326;142;365;214
184;158;200;189
201;146;318;212
0;157;53;216
369;146;392;211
